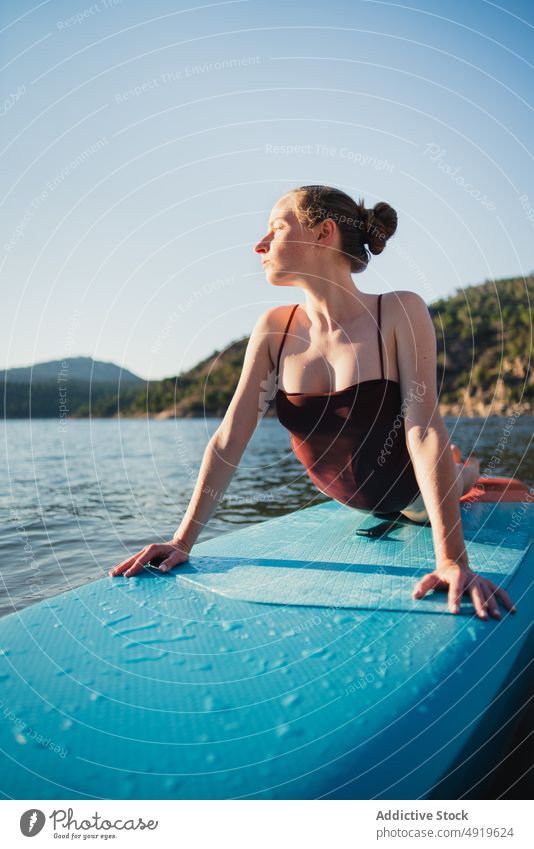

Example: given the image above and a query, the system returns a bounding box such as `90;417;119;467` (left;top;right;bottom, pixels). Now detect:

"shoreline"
3;408;532;421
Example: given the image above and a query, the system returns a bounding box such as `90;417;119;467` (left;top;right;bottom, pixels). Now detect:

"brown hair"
284;185;397;273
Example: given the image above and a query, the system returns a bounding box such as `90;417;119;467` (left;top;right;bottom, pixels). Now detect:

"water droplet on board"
333;613;353;625
61;718;73;730
124;651;170;663
280;693;299;708
190;662;212;672
118;621;160;636
55;667;73;677
275;723;291;738
108;614;133;627
203;695;215;711
221;621;242;632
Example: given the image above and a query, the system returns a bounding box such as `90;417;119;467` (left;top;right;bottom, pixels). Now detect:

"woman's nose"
254;235;270;254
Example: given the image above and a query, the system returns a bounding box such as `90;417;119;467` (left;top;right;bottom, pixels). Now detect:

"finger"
123;553;152;578
494;586;517;614
158;555;179;573
109;551;144;577
469;583;488;620
159;546;191;572
483;579;516;614
480;581;502;620
461;570;478;592
447;575;465;615
117;545;164;578
121;544;160;578
413;572;442;600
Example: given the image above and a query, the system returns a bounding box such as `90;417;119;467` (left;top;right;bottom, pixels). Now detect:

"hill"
431;275;532;416
0;356;142;384
0;357;145;418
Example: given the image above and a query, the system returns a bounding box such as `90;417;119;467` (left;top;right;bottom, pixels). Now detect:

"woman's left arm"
393;291;516;620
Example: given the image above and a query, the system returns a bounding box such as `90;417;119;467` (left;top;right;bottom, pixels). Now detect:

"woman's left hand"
412;559;516;620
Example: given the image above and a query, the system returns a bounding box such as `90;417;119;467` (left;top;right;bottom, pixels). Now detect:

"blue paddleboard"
0;479;532;799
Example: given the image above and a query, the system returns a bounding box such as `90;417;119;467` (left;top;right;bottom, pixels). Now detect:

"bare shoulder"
255;304;300;365
253;304;298;330
386;289;429;316
261;303;300;326
386;291;435;360
385;290;432;335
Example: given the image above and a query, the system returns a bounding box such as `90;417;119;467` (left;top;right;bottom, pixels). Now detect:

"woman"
110;185;515;621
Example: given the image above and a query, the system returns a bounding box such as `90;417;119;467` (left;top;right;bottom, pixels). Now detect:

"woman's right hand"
108;539;191;578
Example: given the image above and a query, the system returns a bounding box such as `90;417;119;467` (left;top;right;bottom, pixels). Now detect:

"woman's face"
254;195;321;286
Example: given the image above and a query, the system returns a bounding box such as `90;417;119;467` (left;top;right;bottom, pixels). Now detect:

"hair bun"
359;201;398;256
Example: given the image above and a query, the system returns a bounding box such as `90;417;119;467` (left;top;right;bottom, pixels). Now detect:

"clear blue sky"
1;0;532;380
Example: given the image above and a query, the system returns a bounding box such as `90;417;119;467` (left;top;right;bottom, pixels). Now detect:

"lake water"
2;415;533;619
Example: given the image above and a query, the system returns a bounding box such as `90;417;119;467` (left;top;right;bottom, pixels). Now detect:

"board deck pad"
0;485;533;800
178;499;534;612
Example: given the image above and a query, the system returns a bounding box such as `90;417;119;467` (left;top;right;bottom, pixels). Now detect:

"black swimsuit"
275;294;421;515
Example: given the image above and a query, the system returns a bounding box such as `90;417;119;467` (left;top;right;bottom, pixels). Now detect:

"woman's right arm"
109;307;280;577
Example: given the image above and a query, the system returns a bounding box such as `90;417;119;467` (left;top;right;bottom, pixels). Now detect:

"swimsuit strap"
377;293;384;381
275;303;300;384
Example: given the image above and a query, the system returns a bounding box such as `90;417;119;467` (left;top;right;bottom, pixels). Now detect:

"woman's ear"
315;217;337;243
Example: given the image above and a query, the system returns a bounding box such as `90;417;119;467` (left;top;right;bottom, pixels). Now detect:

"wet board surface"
0;484;533;800
177;498;531;611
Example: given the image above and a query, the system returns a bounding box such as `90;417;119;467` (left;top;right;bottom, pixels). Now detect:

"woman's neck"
300;277;370;333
